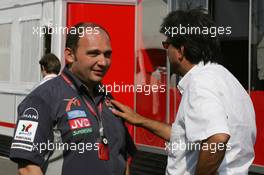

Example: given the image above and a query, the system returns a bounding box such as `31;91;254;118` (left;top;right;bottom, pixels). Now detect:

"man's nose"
97;54;107;66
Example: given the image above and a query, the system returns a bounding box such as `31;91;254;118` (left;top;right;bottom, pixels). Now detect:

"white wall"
0;0;57;136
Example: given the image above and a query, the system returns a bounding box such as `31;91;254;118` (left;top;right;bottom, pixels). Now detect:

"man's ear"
178;46;185;62
40;65;45;71
64;48;75;64
180;46;185;56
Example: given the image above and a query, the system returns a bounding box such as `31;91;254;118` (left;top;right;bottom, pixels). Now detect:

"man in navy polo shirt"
9;22;136;175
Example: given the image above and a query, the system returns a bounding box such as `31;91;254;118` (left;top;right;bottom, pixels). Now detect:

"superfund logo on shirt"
14;120;38;142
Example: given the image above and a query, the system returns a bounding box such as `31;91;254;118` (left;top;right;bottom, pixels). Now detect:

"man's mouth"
92;70;104;76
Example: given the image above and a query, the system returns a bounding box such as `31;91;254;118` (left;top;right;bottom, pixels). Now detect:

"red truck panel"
251;91;264;166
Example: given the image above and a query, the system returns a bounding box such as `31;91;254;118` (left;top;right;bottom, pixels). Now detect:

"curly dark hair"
160;8;223;64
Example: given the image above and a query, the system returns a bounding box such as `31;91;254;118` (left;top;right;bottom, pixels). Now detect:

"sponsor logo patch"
73;128;93;136
67;110;87;120
14;120;38;142
68;118;91;130
22;107;39;120
11;142;33;151
64;97;81;112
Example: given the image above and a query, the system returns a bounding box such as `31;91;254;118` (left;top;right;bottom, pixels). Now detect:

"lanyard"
82;96;104;137
61;73;105;138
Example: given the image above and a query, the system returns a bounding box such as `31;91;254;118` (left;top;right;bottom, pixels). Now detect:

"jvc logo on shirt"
68;118;91;130
14;120;38;142
67;110;87;119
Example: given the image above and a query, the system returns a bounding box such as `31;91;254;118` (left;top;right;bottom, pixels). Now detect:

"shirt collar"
43;74;57;81
62;67;105;103
177;61;205;94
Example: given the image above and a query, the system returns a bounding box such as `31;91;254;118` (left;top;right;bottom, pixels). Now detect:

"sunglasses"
162;40;171;49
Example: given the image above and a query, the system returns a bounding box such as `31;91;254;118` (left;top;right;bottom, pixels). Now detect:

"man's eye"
104;51;112;58
87;52;100;57
89;53;99;57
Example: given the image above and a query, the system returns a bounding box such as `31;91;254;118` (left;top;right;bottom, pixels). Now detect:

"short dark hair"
65;22;110;54
39;53;61;74
160;8;222;64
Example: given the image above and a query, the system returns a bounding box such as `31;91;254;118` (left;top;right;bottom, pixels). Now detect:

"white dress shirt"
39;73;58;86
166;62;256;175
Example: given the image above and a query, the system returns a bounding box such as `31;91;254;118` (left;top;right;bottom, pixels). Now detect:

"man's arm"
18;161;43;175
195;133;230;175
125;161;130;175
111;100;171;141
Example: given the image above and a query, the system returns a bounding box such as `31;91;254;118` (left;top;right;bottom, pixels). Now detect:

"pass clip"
98;137;109;160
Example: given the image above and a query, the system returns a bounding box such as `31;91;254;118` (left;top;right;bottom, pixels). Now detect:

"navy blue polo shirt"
9;67;136;175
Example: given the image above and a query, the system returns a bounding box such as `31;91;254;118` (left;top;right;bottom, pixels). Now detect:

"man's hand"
111;99;171;141
18;161;43;175
111;100;146;126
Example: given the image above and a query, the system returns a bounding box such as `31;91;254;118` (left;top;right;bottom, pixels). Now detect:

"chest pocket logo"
69;118;91;130
67;110;93;136
64;97;81;112
67;110;90;129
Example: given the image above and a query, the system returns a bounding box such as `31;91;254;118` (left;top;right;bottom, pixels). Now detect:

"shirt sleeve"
9;94;54;171
185;79;230;142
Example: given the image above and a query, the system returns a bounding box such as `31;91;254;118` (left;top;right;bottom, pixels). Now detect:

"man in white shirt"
110;9;256;175
38;53;61;85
